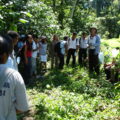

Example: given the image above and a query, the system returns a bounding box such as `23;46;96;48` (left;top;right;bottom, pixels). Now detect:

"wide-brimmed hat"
89;26;97;33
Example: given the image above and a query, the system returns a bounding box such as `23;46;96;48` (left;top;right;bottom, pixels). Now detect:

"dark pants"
89;49;100;75
58;54;64;69
79;48;87;66
66;49;76;66
24;57;32;84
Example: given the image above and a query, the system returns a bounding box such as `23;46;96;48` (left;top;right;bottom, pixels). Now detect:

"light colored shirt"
88;35;101;54
0;64;29;120
60;40;67;55
39;42;47;55
67;38;79;50
32;41;38;58
5;51;18;71
79;38;88;49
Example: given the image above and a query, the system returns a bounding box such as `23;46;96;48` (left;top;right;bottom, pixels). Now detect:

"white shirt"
80;38;88;49
67;38;79;50
0;64;29;120
5;51;18;71
32;41;38;58
88;36;97;49
60;40;67;55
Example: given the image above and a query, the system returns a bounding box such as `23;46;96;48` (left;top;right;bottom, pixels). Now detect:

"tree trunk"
70;0;78;19
58;0;64;29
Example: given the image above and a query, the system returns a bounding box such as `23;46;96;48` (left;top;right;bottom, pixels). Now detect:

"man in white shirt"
0;35;29;120
88;27;101;75
79;32;88;66
66;32;79;66
5;31;19;71
32;35;39;77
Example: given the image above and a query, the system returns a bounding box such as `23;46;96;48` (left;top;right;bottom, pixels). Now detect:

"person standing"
49;35;59;69
66;32;79;67
32;35;39;77
79;32;88;66
88;27;101;75
55;36;68;69
0;35;29;120
24;34;33;84
39;36;48;71
5;31;19;71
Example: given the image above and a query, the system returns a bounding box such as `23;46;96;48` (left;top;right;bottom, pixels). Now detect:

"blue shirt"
88;35;101;55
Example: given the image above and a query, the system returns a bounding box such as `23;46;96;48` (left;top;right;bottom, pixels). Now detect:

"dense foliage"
0;0;120;38
18;65;120;120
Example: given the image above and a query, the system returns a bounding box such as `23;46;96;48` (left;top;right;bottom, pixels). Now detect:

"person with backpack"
49;35;59;69
0;35;29;120
88;27;101;75
55;36;68;69
79;32;88;66
66;32;79;67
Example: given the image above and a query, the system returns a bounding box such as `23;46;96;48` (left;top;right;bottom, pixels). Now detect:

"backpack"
54;42;61;55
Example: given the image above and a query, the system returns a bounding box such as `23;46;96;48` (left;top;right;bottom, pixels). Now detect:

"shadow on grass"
25;67;120;120
27;66;117;99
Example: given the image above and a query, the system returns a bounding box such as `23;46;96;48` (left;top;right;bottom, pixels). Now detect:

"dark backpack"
54;42;61;55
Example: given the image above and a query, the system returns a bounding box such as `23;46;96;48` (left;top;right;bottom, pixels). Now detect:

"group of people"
1;24;120;119
50;27;100;75
4;27;101;86
16;34;48;84
0;27;101;119
0;27;101;87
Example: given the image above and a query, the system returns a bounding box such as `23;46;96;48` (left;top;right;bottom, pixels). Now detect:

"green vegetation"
18;66;120;120
102;38;120;48
1;0;120;38
0;0;120;119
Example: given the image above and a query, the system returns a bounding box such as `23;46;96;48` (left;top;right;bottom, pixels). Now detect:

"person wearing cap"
79;32;88;66
66;32;79;67
0;35;29;120
88;27;101;75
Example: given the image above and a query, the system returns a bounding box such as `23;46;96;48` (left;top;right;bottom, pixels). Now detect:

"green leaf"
19;19;29;23
21;11;32;17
